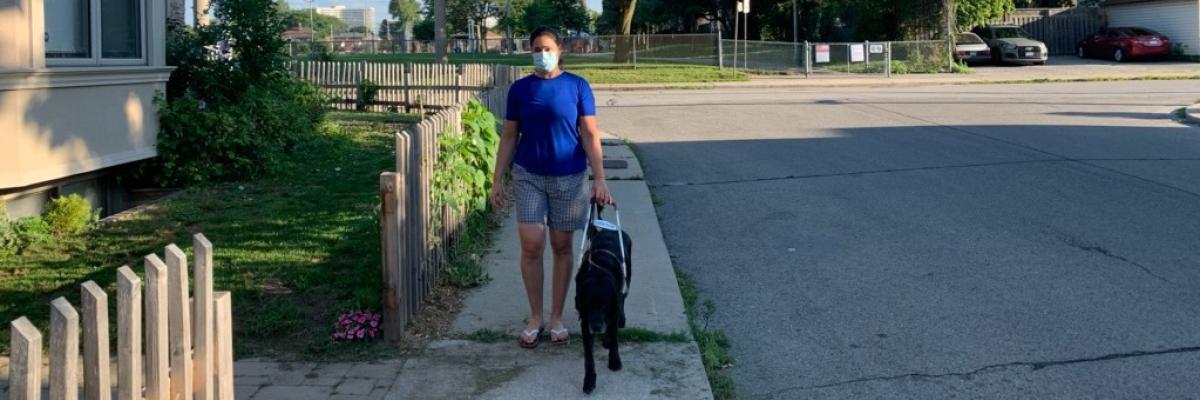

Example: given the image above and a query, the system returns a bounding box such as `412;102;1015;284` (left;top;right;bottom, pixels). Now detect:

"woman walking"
489;27;614;348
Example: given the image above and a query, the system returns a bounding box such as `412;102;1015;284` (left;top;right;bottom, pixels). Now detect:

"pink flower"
357;315;367;324
370;320;379;328
368;330;377;338
356;330;365;339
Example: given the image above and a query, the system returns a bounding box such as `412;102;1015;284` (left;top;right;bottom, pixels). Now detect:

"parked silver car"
954;33;992;64
971;25;1049;65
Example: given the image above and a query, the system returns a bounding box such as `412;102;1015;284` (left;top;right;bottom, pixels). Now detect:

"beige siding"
1106;0;1200;55
0;73;168;189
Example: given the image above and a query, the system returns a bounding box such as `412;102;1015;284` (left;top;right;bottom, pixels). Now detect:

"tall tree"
613;0;637;62
168;0;185;31
389;0;421;49
435;0;449;63
521;0;588;32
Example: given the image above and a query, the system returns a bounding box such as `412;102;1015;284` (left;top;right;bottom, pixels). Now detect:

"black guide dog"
574;204;632;394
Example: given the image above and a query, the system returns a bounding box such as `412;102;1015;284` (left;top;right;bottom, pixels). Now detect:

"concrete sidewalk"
227;139;712;400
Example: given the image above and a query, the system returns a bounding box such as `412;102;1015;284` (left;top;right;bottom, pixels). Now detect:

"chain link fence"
289;33;950;76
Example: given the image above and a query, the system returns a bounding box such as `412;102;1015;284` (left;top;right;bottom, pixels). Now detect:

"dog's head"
575;250;622;333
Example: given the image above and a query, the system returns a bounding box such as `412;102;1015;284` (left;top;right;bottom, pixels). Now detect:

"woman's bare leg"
548;229;575;331
518;223;548;336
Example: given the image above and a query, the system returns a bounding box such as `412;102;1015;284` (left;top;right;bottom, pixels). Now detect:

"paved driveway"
595;81;1200;399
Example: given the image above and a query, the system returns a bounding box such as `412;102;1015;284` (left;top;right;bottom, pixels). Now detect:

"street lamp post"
306;0;315;51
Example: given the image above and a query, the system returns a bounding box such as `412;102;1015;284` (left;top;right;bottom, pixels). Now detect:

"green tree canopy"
282;9;349;39
521;0;589;33
389;0;422;23
956;0;1015;31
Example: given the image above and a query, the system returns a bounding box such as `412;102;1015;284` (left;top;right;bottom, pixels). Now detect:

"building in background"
316;5;376;30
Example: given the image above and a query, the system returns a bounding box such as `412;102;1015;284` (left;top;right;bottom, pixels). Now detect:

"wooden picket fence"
7;234;234;400
377;70;515;342
291;61;518;112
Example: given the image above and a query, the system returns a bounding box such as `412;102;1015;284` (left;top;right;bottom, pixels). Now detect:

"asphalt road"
594;81;1200;399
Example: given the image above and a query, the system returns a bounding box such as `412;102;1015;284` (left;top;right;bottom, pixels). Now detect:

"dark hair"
529;27;561;46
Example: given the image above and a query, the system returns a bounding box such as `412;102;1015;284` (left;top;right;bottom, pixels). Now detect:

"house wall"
0;0;171;218
1105;0;1200;55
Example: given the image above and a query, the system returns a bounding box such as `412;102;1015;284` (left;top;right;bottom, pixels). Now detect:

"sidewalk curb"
591;74;1200;92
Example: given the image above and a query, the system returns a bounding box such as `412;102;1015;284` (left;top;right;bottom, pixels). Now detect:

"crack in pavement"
1060;238;1173;284
649;158;1200;188
749;346;1200;399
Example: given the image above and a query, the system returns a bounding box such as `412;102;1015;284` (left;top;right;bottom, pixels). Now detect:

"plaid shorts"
511;164;588;231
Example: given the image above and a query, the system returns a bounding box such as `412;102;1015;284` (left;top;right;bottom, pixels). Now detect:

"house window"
101;0;142;58
44;0;91;59
45;0;145;65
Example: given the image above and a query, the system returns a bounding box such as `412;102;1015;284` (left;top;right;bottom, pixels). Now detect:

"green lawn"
327;53;748;84
0;114;414;359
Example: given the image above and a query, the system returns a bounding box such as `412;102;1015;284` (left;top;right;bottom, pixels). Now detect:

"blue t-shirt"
506;71;596;176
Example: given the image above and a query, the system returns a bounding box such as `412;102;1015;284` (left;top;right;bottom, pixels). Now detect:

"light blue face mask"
533;51;559;73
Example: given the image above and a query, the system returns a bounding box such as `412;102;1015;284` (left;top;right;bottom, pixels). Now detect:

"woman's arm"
579;116;614;205
490;120;520;209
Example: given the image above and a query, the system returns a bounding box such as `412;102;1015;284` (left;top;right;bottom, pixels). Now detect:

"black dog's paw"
608;356;623;371
583;373;597;394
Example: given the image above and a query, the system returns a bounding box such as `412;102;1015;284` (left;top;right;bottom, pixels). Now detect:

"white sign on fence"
870;44;884;54
850;44;865;62
815;45;830;63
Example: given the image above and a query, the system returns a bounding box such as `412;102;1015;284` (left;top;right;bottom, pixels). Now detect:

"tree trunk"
167;0;185;32
434;0;448;63
613;0;637;63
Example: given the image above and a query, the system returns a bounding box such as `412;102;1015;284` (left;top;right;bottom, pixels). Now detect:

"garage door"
1107;0;1200;55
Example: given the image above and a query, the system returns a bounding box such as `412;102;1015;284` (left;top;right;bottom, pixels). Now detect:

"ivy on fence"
432;100;500;216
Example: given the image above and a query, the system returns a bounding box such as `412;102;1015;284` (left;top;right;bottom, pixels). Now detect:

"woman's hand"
591;179;615;206
490;180;507;210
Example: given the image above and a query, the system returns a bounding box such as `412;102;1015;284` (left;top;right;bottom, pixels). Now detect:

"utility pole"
944;0;955;71
733;1;740;70
504;0;513;53
792;0;797;43
306;0;315;49
743;0;749;71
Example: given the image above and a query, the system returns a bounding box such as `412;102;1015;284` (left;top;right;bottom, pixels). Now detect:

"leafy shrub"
11;217;52;253
151;0;327;186
155;79;325;185
43;194;99;237
0;203;16;256
355;79;380;111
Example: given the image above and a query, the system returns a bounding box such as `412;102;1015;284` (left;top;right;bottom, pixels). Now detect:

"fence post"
380;171;405;342
50;297;80;400
166;244;195;400
194;234;216;400
10;317;41;400
886;42;892;78
82;280;111;400
145;254;170;400
117;266;143;400
403;65;412;114
214;291;235;400
804;41;811;78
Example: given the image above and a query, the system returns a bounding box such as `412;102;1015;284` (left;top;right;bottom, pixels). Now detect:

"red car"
1077;27;1170;62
